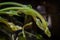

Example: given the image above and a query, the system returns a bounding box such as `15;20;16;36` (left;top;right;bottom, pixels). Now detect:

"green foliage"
0;2;51;40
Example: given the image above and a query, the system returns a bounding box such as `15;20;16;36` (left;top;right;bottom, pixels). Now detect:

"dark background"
0;0;60;40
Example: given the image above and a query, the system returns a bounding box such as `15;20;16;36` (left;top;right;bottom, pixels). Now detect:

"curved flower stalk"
0;2;26;7
0;2;51;39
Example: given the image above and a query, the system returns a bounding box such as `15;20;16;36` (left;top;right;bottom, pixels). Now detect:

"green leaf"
34;18;51;37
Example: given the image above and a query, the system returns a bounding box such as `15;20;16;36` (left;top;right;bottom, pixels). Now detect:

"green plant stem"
22;27;26;40
11;34;15;40
25;31;42;39
0;2;26;7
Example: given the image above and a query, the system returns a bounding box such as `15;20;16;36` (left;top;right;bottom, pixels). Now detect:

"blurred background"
0;0;60;40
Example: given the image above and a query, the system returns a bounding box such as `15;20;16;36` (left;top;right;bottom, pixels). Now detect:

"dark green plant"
0;2;51;40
